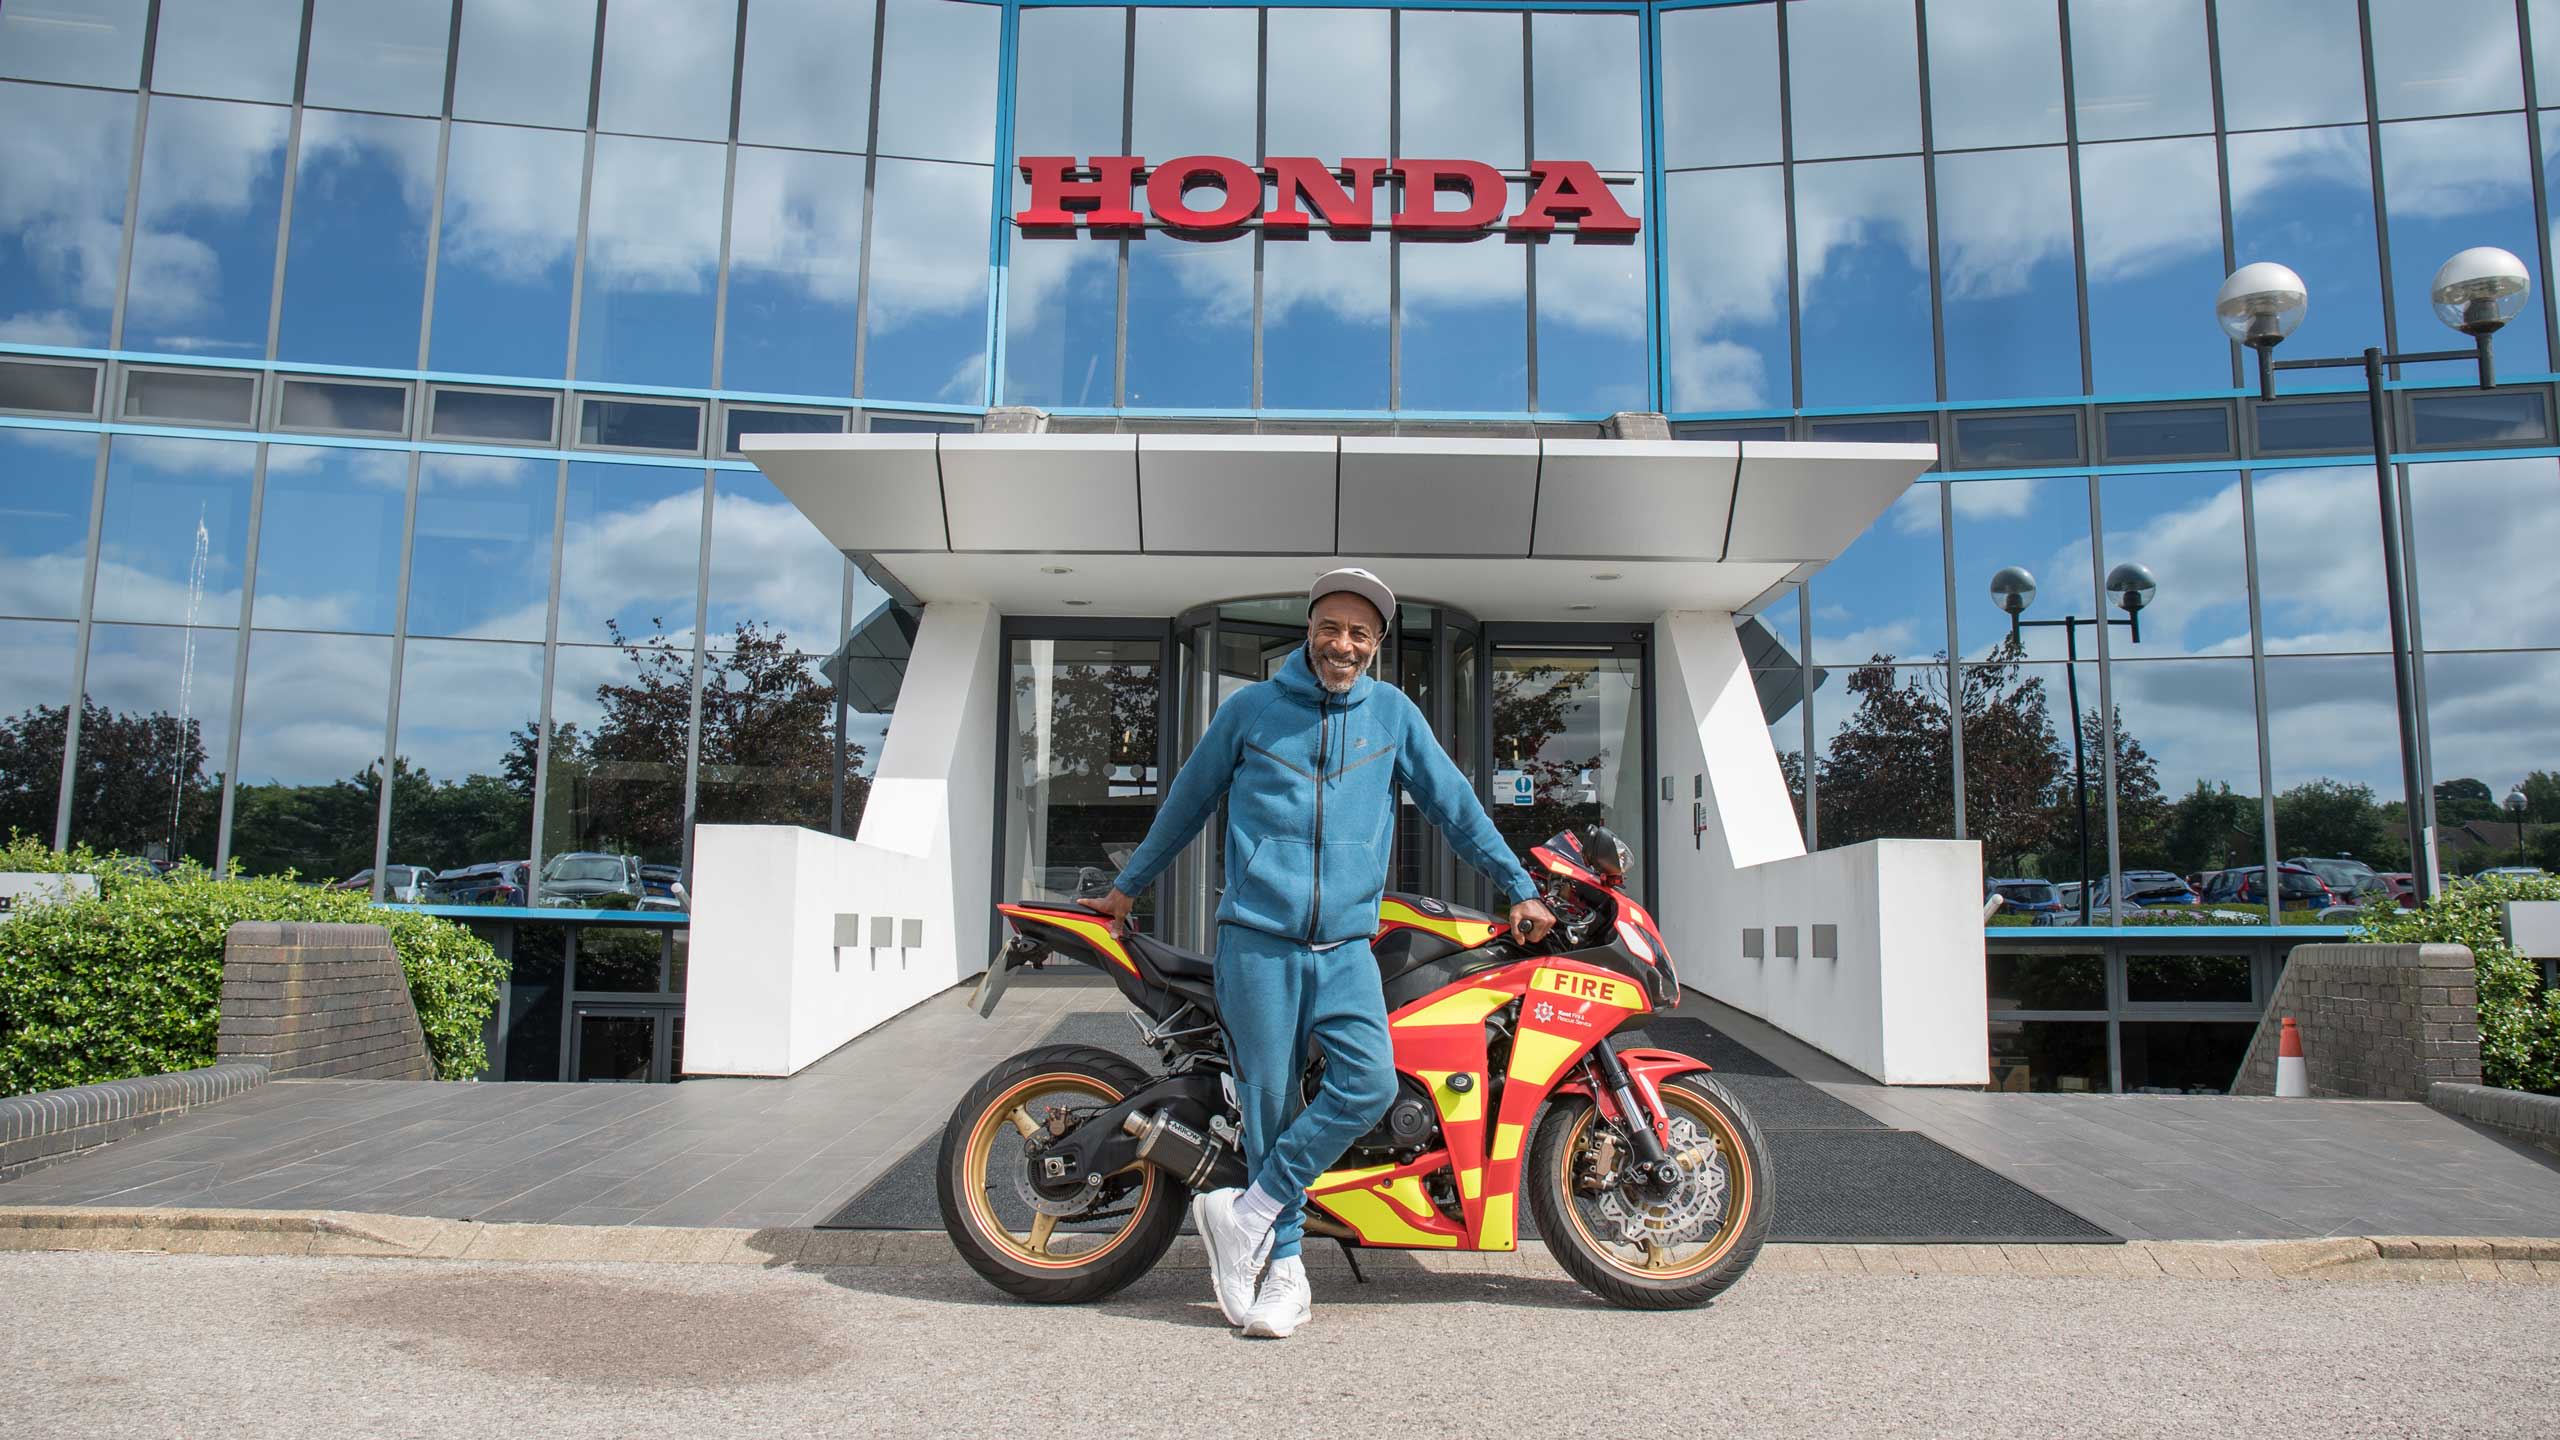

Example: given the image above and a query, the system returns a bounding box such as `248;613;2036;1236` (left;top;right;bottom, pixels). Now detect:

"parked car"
2198;864;2335;910
330;864;434;902
2287;856;2383;901
2375;871;2418;905
638;863;689;912
537;852;644;909
2471;865;2552;881
2089;870;2200;908
1986;878;2068;924
426;861;530;906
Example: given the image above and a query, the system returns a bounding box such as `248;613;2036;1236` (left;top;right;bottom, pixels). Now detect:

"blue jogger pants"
1213;923;1397;1261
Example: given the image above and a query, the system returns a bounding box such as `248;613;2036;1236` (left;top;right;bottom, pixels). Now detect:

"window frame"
424;383;563;448
116;363;261;430
268;374;417;439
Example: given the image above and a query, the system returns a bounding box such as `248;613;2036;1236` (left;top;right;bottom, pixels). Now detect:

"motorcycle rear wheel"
935;1044;1185;1304
1526;1073;1773;1310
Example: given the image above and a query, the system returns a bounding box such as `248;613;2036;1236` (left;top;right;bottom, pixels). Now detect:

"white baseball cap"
1308;567;1396;630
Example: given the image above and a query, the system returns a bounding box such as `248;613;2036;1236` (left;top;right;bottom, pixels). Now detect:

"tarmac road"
4;1250;2555;1439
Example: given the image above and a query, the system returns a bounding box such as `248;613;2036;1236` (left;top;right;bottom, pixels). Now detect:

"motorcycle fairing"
1306;954;1650;1251
1552;1047;1714;1145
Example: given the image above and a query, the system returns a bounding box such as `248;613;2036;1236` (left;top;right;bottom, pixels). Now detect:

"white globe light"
2430;246;2530;335
2216;262;2308;347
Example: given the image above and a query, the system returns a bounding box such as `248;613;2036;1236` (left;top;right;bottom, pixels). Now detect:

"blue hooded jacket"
1111;645;1541;944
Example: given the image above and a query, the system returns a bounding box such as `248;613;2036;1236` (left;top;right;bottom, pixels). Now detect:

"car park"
2198;863;2335;911
425;861;530;906
1986;878;2067;924
2286;856;2383;901
537;852;646;909
329;865;435;902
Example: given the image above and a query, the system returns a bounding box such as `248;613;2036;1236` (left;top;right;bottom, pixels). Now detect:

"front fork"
1584;1037;1685;1194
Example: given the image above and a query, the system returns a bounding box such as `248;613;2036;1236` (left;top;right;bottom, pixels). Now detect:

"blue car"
1987;878;2068;923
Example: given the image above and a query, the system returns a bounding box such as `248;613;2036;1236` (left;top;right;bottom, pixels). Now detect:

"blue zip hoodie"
1111;645;1540;943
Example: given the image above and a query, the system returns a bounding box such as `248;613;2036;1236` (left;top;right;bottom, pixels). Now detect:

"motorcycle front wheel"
935;1044;1185;1304
1526;1073;1773;1310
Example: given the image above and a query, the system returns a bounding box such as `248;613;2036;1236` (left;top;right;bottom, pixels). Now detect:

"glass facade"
3;0;2558;911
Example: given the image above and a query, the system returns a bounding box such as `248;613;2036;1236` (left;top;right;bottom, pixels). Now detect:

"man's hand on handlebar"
1508;897;1558;945
1077;888;1136;936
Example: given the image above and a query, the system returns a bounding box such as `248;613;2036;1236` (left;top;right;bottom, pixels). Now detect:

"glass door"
999;629;1169;936
1484;626;1653;904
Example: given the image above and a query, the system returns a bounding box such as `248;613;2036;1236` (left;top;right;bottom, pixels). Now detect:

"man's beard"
1312;650;1362;693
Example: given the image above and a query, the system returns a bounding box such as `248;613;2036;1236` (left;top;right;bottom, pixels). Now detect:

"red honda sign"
1015;156;1639;238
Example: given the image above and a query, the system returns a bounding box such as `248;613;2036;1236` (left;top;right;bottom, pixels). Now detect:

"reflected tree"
0;700;219;863
694;619;858;833
1490;663;1608;851
2273;779;2401;868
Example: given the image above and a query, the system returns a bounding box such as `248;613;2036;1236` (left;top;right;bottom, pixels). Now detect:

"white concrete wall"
682;602;1001;1077
1651;611;1989;1085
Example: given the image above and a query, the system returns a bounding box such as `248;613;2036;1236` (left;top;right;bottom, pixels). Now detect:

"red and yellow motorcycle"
937;825;1772;1310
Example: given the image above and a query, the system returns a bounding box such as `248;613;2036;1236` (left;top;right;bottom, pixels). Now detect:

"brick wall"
2232;943;2481;1100
0;1062;267;1181
217;922;434;1081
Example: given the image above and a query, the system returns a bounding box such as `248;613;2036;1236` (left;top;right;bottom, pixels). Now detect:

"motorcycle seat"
1125;932;1217;982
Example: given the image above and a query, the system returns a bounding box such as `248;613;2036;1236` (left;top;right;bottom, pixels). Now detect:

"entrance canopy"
745;433;1935;623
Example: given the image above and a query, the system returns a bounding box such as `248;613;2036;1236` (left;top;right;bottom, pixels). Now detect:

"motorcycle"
936;824;1773;1310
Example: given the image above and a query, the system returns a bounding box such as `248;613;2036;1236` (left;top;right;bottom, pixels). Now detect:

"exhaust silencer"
1122;1106;1246;1191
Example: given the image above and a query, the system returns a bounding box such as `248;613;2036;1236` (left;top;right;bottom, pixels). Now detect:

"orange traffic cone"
2274;1016;2308;1097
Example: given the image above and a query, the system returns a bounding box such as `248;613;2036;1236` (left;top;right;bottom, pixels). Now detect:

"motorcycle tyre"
1525;1073;1774;1311
935;1044;1186;1305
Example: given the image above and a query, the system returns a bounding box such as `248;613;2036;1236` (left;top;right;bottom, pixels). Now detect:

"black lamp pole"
2006;605;2142;926
2244;331;2499;906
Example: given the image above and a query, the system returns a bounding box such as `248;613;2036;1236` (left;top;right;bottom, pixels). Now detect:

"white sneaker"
1242;1255;1312;1339
1192;1187;1272;1327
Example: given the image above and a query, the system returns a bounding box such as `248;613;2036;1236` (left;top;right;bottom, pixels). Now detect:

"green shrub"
0;834;507;1095
2354;873;2560;1094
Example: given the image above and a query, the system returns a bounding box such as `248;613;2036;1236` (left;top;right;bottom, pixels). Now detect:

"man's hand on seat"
1508;897;1557;944
1078;888;1137;936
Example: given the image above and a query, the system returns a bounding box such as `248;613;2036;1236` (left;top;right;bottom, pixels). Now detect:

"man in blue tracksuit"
1082;567;1554;1338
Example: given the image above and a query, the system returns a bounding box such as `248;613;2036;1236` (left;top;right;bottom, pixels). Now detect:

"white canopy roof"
745;432;1935;622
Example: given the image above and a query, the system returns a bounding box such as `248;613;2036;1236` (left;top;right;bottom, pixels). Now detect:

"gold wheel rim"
960;1071;1158;1272
1556;1086;1753;1282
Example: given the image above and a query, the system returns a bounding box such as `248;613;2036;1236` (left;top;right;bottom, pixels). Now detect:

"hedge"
0;836;508;1096
2354;873;2560;1094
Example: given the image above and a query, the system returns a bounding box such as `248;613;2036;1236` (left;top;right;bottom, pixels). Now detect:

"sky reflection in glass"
305;0;453;118
1935;148;2080;401
2080;137;2230;396
862;158;991;405
741;0;877;151
125;97;289;359
409;453;558;643
722;146;865;398
1795;157;1933;407
1126;236;1252;410
428;123;582;381
150;0;301;103
1659;3;1779;169
2380;114;2549;379
1663;166;1788;413
454;0;598;130
0;82;132;350
279;111;438;370
95;436;255;628
0;429;97;621
577;136;727;389
2227;127;2385;389
252;444;407;635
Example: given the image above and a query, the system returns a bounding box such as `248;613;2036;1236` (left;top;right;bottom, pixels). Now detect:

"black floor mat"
819;1008;2114;1244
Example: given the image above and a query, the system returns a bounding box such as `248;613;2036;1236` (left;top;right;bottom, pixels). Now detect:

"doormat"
819;1010;2115;1244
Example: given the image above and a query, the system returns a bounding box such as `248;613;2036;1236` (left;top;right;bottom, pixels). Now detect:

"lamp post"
2509;784;2531;869
1990;561;2158;926
2215;248;2532;907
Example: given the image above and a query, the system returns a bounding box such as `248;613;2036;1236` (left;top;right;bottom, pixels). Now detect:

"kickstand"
1335;1238;1369;1285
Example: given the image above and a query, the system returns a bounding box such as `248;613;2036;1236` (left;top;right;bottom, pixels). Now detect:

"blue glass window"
2371;0;2522;119
1013;6;1125;159
1949;476;2095;663
454;0;598;130
0;429;97;620
0;82;132;350
598;0;737;143
2408;457;2560;649
863;158;992;404
578;396;702;453
428;123;583;381
1003;235;1118;409
2537;0;2560;98
2068;0;2214;142
2101;406;2235;462
2097;470;2251;656
0;620;76;840
2262;656;2401;805
558;462;704;650
306;0;454;118
2227;127;2385;390
1400;229;1527;413
1125;237;1252;410
723;146;866;398
71;622;233;865
1787;0;1921;161
1951;412;2083;469
577;135;727;389
253;444;409;635
1132;7;1255;163
2103;656;2266;887
544;639;689;866
1935;148;2081;402
95;435;256;627
1262;236;1389;412
1532;12;1642;173
230;630;392;880
385;637;544;874
1795;157;1934;408
1266;8;1388;159
409;453;557;643
876;0;1000;165
278;111;440;370
1926;0;2066;151
2382;115;2548;378
150;0;301;103
706;470;844;652
126;97;290;360
2405;389;2552;447
1658;2;1779;169
1809;479;1947;665
2252;464;2388;653
1535;185;1648;416
1401;10;1524;170
1662;166;1789;413
0;0;145;88
740;0;876;151
2080;137;2229;397
2217;0;2368;131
